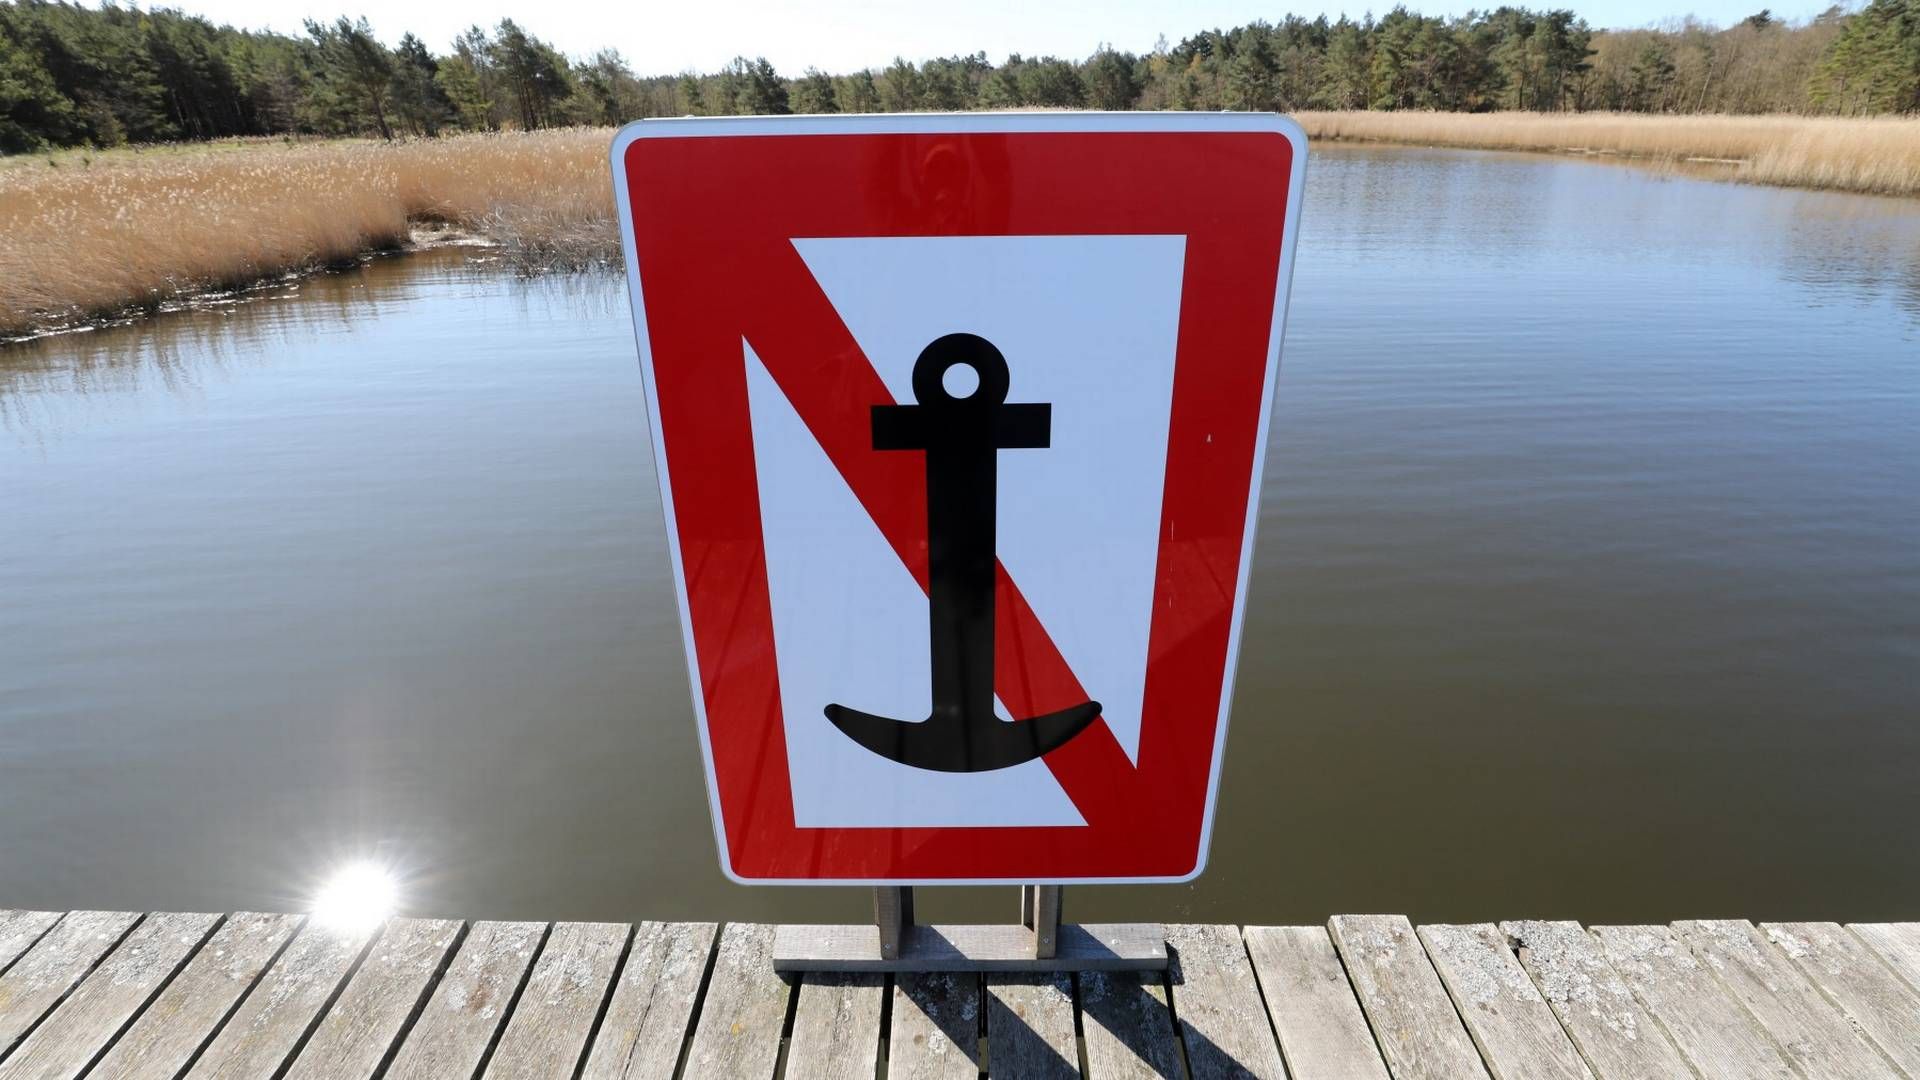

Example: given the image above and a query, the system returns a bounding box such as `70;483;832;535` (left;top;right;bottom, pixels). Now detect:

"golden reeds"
3;115;1917;337
1294;111;1920;197
0;129;613;337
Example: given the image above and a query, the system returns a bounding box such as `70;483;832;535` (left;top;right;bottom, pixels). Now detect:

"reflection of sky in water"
1299;145;1920;331
0;146;1916;925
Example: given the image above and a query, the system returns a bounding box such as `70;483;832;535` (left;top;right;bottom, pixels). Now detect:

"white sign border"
609;112;1310;886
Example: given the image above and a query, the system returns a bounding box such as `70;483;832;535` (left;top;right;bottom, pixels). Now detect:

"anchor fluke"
824;700;1103;773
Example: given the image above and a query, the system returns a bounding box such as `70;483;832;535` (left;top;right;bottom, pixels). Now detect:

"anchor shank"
925;436;999;729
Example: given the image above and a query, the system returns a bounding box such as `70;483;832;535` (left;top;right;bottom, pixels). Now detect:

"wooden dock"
1;910;1916;1078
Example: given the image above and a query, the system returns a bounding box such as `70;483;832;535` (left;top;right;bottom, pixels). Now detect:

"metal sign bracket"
772;886;1166;973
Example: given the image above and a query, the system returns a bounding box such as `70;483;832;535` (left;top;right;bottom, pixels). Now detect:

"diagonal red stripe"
741;238;1154;833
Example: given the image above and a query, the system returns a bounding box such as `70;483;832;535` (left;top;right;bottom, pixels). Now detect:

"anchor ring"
912;333;1010;405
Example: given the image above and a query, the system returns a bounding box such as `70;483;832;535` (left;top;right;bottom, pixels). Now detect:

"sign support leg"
779;883;1154;972
874;886;912;960
1027;885;1062;959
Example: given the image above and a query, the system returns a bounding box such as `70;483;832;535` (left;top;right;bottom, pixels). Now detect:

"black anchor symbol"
824;333;1102;773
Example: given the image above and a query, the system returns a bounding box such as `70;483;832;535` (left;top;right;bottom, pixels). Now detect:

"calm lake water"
3;145;1917;926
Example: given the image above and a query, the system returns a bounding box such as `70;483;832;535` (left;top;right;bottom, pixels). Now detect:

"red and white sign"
611;114;1306;883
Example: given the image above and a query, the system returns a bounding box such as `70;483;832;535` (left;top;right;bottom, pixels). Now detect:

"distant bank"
1297;111;1920;196
4;112;1917;340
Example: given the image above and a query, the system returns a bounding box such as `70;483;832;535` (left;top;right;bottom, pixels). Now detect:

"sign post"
610;113;1307;970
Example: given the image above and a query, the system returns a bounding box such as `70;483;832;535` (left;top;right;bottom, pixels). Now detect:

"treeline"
2;0;1916;153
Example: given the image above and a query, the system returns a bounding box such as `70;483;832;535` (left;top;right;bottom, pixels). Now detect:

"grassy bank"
1295;111;1920;197
4;114;1917;338
0;130;615;339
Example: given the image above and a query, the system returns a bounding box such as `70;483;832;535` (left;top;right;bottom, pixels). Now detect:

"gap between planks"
5;914;1916;1080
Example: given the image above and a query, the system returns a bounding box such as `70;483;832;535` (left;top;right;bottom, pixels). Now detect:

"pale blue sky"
175;0;1831;75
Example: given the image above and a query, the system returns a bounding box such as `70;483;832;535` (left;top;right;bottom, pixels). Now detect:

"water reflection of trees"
0;251;479;442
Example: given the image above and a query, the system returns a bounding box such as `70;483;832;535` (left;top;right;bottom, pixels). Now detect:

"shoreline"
0;226;492;346
5;115;1916;343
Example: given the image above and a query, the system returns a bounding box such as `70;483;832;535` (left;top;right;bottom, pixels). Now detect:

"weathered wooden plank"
384;921;544;1080
0;915;61;979
1764;922;1920;1078
1418;923;1592;1080
1502;920;1693;1080
775;922;1165;972
986;973;1077;1078
1850;924;1920;994
83;912;301;1080
185;922;376;1080
1243;925;1390;1080
482;921;629;1079
682;923;791;1079
1590;924;1796;1080
279;917;463;1080
1328;915;1489;1080
0;911;141;1059
0;911;220;1080
889;972;981;1080
785;973;885;1080
1078;969;1184;1079
1165;923;1286;1079
1674;919;1901;1080
581;921;718;1080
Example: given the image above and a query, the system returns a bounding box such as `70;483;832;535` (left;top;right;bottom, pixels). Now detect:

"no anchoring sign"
611;113;1307;884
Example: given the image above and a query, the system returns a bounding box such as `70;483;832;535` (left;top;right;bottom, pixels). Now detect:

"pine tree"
390;33;451;135
489;19;571;129
1227;31;1279;110
434;53;490;130
1084;46;1140;109
792;68;839;113
305;17;393;138
1809;0;1920;113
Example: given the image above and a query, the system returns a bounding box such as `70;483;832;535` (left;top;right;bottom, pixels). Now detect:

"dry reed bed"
1295;111;1920;197
4;114;1917;337
0;129;615;337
